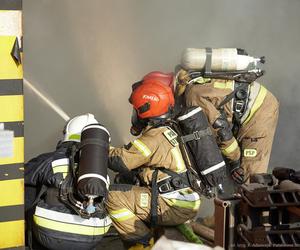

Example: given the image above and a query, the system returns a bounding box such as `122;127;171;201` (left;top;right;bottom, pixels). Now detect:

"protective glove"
175;69;191;96
114;170;140;185
229;160;244;185
178;69;191;85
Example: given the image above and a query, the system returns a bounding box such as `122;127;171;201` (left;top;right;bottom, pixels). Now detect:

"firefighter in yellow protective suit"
176;69;279;185
105;77;201;250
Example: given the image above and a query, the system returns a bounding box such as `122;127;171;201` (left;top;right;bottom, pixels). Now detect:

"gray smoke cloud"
24;0;300;173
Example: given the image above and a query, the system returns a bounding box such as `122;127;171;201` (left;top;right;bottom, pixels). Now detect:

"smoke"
23;0;300;167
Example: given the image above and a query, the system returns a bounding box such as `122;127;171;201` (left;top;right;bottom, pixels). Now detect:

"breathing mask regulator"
60;123;111;219
179;48;265;85
130;109;148;136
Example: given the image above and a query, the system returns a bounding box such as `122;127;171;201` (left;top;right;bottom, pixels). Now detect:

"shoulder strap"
217;88;238;110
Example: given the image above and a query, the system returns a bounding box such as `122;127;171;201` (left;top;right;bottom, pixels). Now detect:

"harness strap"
217;82;250;136
180;127;212;143
150;167;193;227
150;169;159;227
205;48;213;75
217;88;237;110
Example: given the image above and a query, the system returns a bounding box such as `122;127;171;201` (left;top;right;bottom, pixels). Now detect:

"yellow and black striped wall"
0;0;24;249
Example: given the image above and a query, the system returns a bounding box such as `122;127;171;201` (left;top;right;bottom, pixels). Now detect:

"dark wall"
24;0;300;170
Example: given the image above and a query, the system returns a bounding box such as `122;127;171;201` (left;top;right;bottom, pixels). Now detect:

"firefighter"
25;113;111;250
105;77;202;250
175;68;279;185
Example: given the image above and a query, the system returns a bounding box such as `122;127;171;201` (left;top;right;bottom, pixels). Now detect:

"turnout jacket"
185;79;270;163
109;126;200;208
25;142;111;250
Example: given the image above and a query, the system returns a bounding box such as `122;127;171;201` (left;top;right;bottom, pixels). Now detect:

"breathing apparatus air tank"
77;124;110;208
177;106;226;193
181;48;263;72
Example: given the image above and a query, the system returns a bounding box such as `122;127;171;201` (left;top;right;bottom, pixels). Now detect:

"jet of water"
24;78;70;121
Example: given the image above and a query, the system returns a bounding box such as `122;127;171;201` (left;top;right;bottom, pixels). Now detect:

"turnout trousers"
105;185;200;244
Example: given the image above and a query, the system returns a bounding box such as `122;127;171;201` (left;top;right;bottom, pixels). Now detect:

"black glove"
213;113;234;142
114;170;140;185
229;160;244;185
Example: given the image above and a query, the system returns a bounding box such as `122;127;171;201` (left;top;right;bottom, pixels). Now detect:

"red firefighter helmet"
129;79;175;119
143;71;174;93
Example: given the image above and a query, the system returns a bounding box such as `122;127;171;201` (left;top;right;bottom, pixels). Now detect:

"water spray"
24;78;70;121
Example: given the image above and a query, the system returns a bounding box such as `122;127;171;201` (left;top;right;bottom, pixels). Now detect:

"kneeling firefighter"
25;113;112;250
106;74;226;249
176;48;279;188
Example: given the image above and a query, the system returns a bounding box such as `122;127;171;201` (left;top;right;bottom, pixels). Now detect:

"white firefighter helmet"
63;113;98;142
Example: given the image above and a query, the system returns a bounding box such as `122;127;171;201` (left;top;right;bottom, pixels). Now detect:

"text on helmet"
142;95;159;102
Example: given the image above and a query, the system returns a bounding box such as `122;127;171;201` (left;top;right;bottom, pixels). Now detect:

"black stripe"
3;121;24;137
0;79;23;95
37;225;104;244
0;205;24;222
0;163;24;180
0;0;22;10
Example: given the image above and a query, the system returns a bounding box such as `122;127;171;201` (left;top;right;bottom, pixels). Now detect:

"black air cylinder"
177;106;225;188
77;124;110;198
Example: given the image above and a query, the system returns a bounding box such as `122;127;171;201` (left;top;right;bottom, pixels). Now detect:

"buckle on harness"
235;100;245;113
193;131;201;140
158;182;172;193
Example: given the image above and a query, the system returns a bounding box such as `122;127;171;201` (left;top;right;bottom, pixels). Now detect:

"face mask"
130;109;147;136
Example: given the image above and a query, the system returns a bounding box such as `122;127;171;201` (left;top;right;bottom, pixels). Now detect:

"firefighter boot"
128;238;154;250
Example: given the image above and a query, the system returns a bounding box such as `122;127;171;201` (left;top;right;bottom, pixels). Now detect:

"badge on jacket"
163;127;178;147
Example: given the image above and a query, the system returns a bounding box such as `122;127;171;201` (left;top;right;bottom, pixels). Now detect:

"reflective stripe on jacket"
34;205;111;236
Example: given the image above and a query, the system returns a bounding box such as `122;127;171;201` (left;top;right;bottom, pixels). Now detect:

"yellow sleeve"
219;137;241;162
109;131;158;171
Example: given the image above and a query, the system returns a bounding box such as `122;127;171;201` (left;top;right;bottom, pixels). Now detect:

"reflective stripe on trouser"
106;185;200;242
237;91;279;177
33;206;112;236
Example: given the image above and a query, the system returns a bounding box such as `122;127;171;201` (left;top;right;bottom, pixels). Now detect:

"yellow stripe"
109;208;135;222
171;147;186;173
0;36;23;80
0;137;24;165
221;139;239;156
194;77;211;84
132;139;151;157
0;220;24;248
0;95;24;122
33;215;110;236
243;85;268;124
109;208;130;215
164;198;201;211
213;80;234;89
52;165;69;174
0;178;23;206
